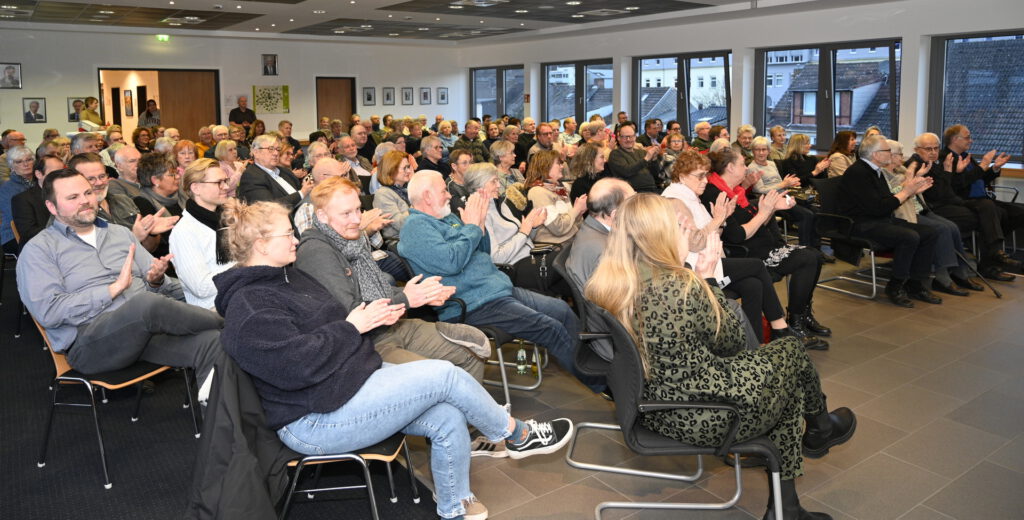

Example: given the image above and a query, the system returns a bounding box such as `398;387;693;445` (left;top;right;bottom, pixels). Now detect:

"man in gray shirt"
17;169;222;387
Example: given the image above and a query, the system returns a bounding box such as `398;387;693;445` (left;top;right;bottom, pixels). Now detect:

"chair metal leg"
483;342;544;393
816;249;881;299
181;369;201;438
483;346;512;410
100;387;109;404
85;382;113;489
15;303;24;338
357;457;381;520
384;461;398;503
402;440;421;504
131;382;145;422
37;381;60;468
565;422;703;482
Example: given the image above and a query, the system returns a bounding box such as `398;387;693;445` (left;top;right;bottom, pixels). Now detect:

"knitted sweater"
397;209;513;321
214;265;381;430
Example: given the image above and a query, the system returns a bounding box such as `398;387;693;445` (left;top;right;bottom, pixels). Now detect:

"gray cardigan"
371;185;410;243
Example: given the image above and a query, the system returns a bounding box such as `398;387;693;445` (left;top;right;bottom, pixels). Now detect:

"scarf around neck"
312;215;392;303
707;172;749;208
185;199;232;264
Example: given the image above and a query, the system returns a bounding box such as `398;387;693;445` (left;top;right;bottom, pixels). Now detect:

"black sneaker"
505;418;574;460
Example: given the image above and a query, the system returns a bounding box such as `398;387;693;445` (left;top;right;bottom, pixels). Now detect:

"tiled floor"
408;265;1024;520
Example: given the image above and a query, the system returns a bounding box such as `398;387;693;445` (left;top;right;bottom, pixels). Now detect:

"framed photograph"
419;87;431;105
382;87;395;106
22;97;46;123
123;90;134;117
1;63;22;89
67;97;87;122
437;87;449;106
262;54;278;76
401;87;414;106
362;86;376;106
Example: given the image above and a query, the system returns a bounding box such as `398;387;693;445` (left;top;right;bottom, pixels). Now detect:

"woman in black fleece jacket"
212;199;574;520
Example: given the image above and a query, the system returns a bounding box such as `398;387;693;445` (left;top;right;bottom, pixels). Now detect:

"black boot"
786;312;829;351
800;304;831;337
762;478;832;520
802;407;857;459
885;278;913;307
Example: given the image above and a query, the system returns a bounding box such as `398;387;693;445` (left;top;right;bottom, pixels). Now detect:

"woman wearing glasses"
169;158;236;309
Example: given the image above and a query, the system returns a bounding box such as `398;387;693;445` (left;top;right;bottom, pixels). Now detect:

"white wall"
455;0;1024;145
0;28;466;141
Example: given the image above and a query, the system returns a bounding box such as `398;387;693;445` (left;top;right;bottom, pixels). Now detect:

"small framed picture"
262;54;278;76
382;87;395;106
23;97;46;123
67;97;86;122
123;90;134;117
1;63;22;89
419;87;431;105
401;87;414;106
363;86;376;106
437;87;449;106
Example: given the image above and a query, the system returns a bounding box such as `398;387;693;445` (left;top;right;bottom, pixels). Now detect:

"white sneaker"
470;435;508;458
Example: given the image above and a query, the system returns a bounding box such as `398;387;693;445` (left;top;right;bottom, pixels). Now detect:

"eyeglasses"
257;146;282;153
261;231;294;239
196;179;231;188
916;146;940;152
84;173;109;183
13;158;34;164
877;149;892;153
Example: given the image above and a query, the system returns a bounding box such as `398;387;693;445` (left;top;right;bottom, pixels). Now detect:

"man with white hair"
452;120;490;163
163;127;180;142
691;121;713;151
351;123;376;163
108;145;143;198
398;171;603;392
202;125;230;159
732;124;757;164
237;134;312;208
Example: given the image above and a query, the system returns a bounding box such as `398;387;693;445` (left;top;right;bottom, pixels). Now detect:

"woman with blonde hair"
213;199;575;520
568;142;606;204
213;139;245;198
779;134;830;185
768;125;787;161
585;193;854;520
523;149;587;244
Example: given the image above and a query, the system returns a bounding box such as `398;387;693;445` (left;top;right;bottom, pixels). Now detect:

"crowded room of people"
1;0;1022;518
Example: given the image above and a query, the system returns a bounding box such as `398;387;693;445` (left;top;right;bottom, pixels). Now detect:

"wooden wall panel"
316;77;355;129
158;70;218;142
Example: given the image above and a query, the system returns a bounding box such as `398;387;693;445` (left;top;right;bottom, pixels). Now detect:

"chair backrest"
587;305;647;445
32;316;73;378
811;176;842;215
551;239;615;366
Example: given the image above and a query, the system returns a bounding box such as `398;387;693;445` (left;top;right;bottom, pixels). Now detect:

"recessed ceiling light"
389;32;399;36
417;27;429;30
0;14;14;18
565;0;581;5
571;14;583;18
254;27;260;31
169;22;181;25
168;0;174;4
448;5;463;8
0;4;16;8
537;5;554;8
334;29;345;33
519;22;525;26
435;17;440;20
515;9;528;13
236;5;241;8
387;14;392;17
625;6;639;10
98;10;114;14
313;10;326;14
184;15;200;20
479;19;484;23
349;0;356;3
360;24;372;27
288;18;293;21
270;23;275;26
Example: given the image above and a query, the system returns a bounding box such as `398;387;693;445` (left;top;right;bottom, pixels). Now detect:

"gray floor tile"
624;486;758;519
813;334;902;368
986;434;1024;474
896;505;956;519
855;384;965;432
819;379;878;408
820;415;908;470
884;417;1009;478
946;388;1024;438
959;339;1024;376
490;476;632;520
883;338;968;372
925;461;1024;520
911;360;1009;401
470;465;536;517
860;319;949;350
809;453;950;520
830;357;925;396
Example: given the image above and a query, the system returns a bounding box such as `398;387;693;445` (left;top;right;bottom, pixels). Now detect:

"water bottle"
515;348;527;375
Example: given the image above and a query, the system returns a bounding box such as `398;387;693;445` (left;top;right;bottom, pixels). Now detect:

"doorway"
98;68;220;142
315;77;356;132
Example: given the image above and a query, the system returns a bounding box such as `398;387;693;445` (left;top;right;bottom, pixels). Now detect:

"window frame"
540;58;614;124
468;64;525;120
927;29;1024;162
755;38;900;151
630;50;732;137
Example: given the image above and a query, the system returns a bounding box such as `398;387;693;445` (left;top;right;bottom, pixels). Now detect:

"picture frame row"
14;96;132;124
363;86;448;106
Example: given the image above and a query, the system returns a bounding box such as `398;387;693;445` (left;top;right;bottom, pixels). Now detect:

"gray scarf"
141;186;185;211
312;215;392;302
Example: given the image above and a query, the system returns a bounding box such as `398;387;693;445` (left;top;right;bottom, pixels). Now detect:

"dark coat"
11;184;48;245
237;163;304;208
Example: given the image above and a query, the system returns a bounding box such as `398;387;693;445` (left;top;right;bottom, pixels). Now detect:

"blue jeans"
277;360;511;519
460;287;604;392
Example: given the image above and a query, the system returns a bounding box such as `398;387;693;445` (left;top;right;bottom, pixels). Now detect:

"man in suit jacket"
11;154;65;245
606;121;659;193
237;134;312;209
24;101;44;123
837;134;939;308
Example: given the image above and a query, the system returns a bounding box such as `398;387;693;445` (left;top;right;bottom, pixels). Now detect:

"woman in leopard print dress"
586;193;855;520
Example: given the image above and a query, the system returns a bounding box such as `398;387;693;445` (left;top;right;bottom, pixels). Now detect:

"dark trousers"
781;203;818;247
768;247;824;313
722;257;785;342
68;292;224;384
852;218;938;281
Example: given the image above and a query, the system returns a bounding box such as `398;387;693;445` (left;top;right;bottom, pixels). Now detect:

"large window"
470;65;524;120
929;32;1024;160
756;40;900;149
632;52;731;139
542;59;613;124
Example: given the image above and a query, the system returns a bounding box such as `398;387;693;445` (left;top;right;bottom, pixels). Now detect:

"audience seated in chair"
522;149;587;245
17;169;222;401
0;145;35;254
372;150;413;246
585;193;855;520
607;121;660;194
212;198;575;520
11;154;64;245
237;134;312;208
107;145;142;198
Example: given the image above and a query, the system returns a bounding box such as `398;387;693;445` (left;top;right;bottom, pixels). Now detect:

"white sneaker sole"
506;422;574;460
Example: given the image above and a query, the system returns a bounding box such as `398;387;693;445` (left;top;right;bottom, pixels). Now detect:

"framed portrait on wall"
67;97;86;122
23;97;46;123
363;87;376;106
262;54;279;76
419;87;431;105
123;90;134;117
382;87;395;106
1;63;22;89
401;87;414;105
437;87;449;105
